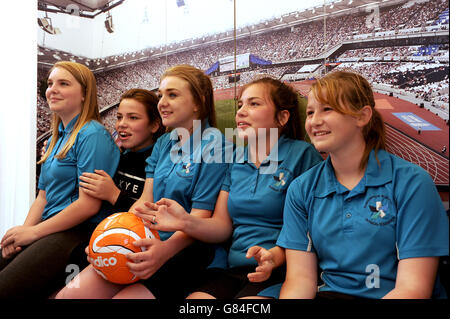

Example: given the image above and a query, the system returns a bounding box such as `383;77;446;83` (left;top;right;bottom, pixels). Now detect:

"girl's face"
115;98;157;152
305;90;363;155
46;67;84;123
236;83;280;141
157;76;199;131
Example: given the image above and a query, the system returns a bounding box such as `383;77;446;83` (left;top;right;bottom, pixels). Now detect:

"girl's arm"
137;190;233;244
23;189;47;226
382;257;439;299
79;169;121;206
1;188;101;249
1;190;47;258
279;249;318;299
153;206;213;259
33;188;101;239
126;206;215;280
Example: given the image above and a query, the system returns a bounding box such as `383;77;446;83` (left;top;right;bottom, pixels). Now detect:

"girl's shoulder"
382;150;433;184
78;119;109;136
153;132;173;149
289;159;327;191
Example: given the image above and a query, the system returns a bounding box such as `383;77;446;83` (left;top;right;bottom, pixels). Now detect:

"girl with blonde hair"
278;71;448;299
0;61;120;298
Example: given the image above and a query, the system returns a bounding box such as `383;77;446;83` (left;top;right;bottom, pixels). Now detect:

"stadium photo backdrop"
36;0;448;203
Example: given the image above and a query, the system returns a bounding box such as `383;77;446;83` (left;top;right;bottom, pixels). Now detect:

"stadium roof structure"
38;0;124;18
38;0;408;72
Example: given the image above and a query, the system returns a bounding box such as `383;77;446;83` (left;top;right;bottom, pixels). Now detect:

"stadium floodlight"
38;16;61;35
105;12;114;33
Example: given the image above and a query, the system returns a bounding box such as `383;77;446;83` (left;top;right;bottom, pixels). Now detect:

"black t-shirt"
105;145;154;213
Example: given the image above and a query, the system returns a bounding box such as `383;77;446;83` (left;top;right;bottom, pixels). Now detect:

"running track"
385;123;448;186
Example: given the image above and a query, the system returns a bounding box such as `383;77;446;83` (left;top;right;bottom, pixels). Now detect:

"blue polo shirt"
145;121;229;241
277;149;449;299
224;135;322;268
38;115;120;222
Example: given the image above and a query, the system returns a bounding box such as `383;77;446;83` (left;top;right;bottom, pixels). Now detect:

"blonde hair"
310;71;386;169
161;64;217;128
38;61;100;164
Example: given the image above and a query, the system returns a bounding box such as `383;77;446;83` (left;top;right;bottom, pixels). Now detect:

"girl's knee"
187;291;216;299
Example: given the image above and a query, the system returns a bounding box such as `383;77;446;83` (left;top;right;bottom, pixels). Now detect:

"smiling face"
236;83;281;141
115;98;157;152
46;67;84;125
305;90;364;155
157;76;200;131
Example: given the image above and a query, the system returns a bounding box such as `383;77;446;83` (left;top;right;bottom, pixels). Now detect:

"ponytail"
361;108;386;170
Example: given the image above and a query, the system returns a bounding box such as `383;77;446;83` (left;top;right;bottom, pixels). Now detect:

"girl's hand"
79;169;120;205
246;245;276;282
134;198;189;232
126;237;169;279
1;242;22;259
1;225;39;252
132;201;159;223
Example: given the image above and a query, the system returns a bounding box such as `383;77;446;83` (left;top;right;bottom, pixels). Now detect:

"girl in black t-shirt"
78;88;164;212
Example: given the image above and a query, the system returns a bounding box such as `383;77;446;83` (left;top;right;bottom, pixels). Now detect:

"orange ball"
88;212;159;284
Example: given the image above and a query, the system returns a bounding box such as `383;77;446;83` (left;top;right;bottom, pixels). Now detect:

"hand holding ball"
88;212;159;284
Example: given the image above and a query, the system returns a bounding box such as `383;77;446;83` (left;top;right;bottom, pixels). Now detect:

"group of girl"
0;61;447;299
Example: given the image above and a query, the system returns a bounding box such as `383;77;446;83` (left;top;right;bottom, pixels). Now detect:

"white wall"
0;1;37;237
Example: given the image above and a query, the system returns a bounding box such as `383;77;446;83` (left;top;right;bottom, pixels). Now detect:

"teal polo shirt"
38;115;120;222
145;121;229;241
277;149;449;298
224;135;322;268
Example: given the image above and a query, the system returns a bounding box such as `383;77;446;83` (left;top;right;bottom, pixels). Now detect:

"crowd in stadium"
36;0;449;139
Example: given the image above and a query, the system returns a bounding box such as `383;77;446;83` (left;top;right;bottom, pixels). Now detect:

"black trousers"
194;265;286;299
0;222;95;299
139;241;215;299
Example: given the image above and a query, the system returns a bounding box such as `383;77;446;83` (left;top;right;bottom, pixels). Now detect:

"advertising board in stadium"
219;53;250;72
393;112;441;131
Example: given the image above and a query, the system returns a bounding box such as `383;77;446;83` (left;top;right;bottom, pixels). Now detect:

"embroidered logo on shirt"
273;172;286;187
181;162;191;174
269;167;292;192
364;195;395;226
369;201;388;220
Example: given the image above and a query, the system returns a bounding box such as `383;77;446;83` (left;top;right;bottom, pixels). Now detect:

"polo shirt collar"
123;143;154;155
58;114;79;136
315;149;392;198
364;149;392;187
242;134;290;164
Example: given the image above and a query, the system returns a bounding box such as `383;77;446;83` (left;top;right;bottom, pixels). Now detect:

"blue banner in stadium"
393;112;441;131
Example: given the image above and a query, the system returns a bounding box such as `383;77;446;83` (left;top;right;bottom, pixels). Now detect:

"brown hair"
310;71;386;169
161;64;217;128
238;77;304;140
120;88;165;140
38;61;99;164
